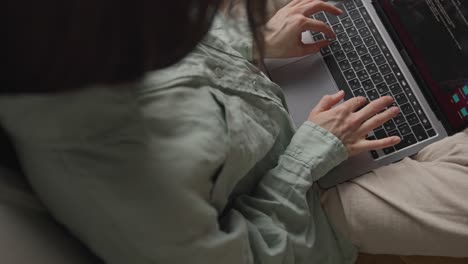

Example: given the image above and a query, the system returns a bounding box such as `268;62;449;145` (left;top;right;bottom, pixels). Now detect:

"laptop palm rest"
269;54;339;128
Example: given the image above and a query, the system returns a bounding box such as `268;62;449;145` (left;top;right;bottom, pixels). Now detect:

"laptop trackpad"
269;54;339;127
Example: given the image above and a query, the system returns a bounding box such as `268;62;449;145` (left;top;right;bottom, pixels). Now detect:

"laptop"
266;0;468;188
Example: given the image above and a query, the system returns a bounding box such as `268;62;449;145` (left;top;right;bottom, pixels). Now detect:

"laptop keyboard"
311;0;436;159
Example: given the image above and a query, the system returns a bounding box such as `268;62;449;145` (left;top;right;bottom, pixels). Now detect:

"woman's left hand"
263;0;342;58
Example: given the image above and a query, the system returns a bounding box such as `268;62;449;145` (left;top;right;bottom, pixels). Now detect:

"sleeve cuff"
284;121;348;181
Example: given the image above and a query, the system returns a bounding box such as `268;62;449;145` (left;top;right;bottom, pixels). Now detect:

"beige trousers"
321;129;468;257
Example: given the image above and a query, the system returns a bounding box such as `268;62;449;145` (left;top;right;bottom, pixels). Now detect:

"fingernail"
393;137;401;143
392;107;400;114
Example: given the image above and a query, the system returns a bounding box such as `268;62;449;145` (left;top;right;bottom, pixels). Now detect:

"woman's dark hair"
3;0;267;94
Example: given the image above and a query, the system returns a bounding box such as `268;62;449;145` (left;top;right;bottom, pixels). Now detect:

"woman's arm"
4;83;398;264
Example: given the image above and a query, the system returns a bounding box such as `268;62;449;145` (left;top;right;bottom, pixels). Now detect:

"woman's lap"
321;129;468;257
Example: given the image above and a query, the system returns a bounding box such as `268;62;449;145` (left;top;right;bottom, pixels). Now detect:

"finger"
352;136;401;153
336;96;368;113
311;90;345;114
289;0;322;8
354;96;395;124
358;107;401;136
302;18;335;39
301;1;343;17
299;39;331;55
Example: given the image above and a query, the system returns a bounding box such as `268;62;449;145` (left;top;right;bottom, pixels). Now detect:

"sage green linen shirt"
0;16;357;264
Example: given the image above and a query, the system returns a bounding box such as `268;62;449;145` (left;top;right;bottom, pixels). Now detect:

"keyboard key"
352;60;365;71
349;79;361;90
342;17;353;28
406;90;418;108
414;106;432;129
338;33;349;42
368;45;381;56
368;24;379;37
412;124;428;141
355;0;364;7
337;4;349;19
325;12;340;25
371;73;384;84
393;70;405;81
346;51;359;62
343;69;356;80
363;36;376;47
354;18;366;28
330;41;341;52
384;119;396;131
379;64;391;75
393;113;406;125
338;59;351;70
387;129;401;138
406;113;419;126
314;34;325;41
359;7;373;25
383;50;393;59
427;129;436;137
351;35;363;46
398;123;411;135
362;79;373;90
374;54;386;65
356;45;368;56
349;9;361;20
400;79;409;89
374;34;387;50
314;12;327;23
384;73;397;84
346;26;359;37
395;93;408;105
323;55;353;100
367;89;379;101
389;83;402;94
321;46;331;55
366;63;378;74
335;50;347;61
344;1;357;11
374;129;387;139
353;88;366;97
333;24;345;34
359;27;371;38
395;133;417;150
356;70;369;81
361;54;373;65
401;103;414;115
388;58;399;71
370;150;380;159
376;83;389;94
342;42;354;53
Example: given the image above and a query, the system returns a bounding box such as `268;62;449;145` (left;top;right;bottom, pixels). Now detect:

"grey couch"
0;129;101;264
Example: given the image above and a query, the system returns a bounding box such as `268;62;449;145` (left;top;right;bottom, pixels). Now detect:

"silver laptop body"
266;0;450;188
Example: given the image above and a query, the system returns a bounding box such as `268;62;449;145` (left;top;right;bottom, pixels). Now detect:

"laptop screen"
376;0;468;132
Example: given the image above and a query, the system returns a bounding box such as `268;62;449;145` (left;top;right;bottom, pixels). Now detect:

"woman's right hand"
308;90;401;157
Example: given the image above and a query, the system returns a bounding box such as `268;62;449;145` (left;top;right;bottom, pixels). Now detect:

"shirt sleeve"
4;86;356;264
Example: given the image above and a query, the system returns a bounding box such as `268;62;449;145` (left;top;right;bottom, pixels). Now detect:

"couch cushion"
0;166;102;264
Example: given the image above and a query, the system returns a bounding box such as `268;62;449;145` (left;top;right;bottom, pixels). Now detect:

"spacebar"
323;55;353;100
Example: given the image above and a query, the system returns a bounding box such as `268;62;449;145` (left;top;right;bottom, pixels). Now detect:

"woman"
2;0;467;263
